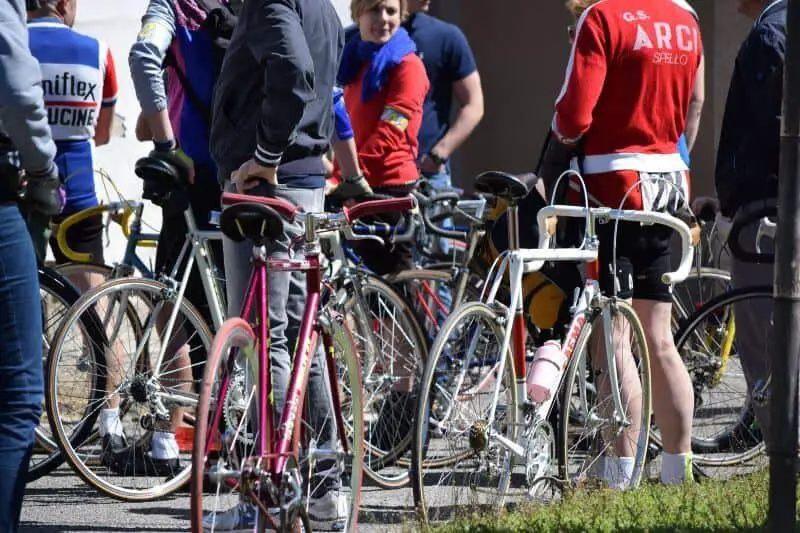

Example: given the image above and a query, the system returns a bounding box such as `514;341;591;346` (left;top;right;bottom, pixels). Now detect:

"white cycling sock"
604;456;635;490
150;431;180;460
99;408;123;438
661;452;693;485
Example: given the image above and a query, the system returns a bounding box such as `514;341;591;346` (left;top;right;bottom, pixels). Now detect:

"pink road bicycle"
190;192;416;532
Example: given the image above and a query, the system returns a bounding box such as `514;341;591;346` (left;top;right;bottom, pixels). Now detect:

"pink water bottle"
527;340;567;403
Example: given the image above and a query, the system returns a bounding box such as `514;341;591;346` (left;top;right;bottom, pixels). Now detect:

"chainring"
222;367;256;445
523;418;556;497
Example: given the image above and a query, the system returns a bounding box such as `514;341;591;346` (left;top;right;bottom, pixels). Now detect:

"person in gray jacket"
207;0;346;530
0;0;63;530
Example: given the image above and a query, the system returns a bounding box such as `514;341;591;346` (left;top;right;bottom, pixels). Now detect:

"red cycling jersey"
553;0;702;210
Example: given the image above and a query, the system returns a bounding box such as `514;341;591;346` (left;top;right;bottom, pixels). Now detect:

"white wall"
331;0;353;25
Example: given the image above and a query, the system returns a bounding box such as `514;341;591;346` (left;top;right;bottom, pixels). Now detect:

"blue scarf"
337;27;417;102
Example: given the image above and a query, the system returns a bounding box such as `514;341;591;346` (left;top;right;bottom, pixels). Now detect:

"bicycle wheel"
47;277;213;501
558;299;651;491
192;316;364;533
31;266;106;482
191;318;257;532
339;272;426;489
391;267;483;347
411;301;518;524
671;267;731;331
53;262;116;285
670;286;770;468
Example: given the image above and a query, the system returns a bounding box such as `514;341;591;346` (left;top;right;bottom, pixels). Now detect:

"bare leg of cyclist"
634;298;694;484
589;310;643;489
151;303;193;460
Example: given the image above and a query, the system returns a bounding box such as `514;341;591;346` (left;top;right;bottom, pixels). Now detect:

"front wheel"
558;299;652;491
670;286;770;467
192;316;364;533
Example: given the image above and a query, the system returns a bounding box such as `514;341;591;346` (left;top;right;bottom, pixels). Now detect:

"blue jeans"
423;170;454;257
0;204;43;532
221;182;338;496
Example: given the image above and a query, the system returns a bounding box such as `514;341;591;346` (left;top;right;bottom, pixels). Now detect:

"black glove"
151;141;194;183
24;165;65;216
536;129;580;204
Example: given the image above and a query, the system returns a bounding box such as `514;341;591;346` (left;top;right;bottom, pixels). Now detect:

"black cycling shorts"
155;178;223;328
596;220;674;302
50;212;105;265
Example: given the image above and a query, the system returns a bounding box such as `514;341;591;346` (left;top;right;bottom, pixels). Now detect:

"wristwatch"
427;150;446;166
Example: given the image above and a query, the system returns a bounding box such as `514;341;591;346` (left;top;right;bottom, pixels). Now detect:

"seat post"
507;199;520;252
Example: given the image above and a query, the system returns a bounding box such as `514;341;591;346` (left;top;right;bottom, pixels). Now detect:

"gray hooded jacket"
0;0;56;175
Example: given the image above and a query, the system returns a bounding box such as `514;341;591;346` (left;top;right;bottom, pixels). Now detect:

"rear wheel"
411;301;517;524
341;273;426;489
47;278;212;500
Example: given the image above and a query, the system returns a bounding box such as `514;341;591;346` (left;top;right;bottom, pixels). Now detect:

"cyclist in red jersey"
542;0;704;487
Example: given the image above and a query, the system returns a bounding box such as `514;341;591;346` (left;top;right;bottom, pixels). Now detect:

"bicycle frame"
117;202;160;278
449;202;695;462
119;208;226;385
220;220;352;510
90;206;227;417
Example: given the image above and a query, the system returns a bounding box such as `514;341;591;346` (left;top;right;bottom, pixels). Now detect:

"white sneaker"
307;490;348;531
202;502;256;532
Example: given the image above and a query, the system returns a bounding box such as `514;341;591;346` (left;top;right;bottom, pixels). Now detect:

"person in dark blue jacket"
715;0;786;453
716;0;785;218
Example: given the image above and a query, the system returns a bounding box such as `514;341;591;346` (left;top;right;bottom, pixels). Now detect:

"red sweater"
336;54;429;188
554;0;702;209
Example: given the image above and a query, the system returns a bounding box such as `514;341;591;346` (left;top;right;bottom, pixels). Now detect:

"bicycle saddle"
219;201;284;245
474;171;533;201
134;155;188;210
134;154;183;184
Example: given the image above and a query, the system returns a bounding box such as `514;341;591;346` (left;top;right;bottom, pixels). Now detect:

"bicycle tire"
53;262;115;284
30;266;106;482
558;298;652;491
411;301;518;524
671;285;770;466
47;277;213;501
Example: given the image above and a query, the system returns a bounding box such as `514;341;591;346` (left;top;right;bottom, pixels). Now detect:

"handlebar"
54;201;157;263
728;200;776;264
523;205;695;285
343;195;417;222
412;190;484;241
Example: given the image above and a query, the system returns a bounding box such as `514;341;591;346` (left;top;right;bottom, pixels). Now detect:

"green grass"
426;471;795;532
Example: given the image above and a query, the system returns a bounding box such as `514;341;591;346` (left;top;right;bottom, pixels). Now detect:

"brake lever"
342;225;385;245
756;217;776;254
